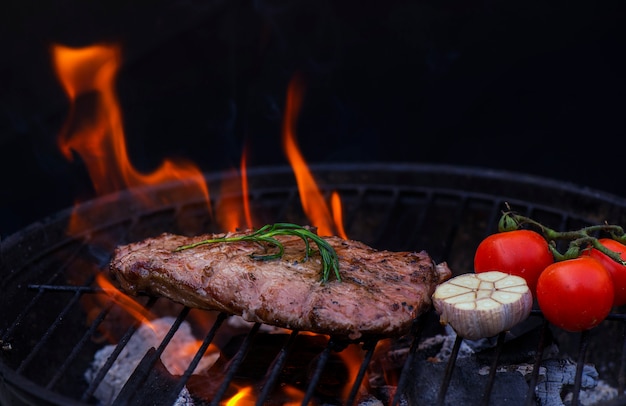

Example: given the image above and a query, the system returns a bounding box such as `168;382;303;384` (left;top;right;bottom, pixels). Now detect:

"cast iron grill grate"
2;163;626;405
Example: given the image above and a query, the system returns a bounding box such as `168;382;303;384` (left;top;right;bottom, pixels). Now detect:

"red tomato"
583;238;626;306
536;257;614;332
474;230;554;296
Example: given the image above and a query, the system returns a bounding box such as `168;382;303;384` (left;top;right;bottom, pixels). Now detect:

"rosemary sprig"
174;223;341;283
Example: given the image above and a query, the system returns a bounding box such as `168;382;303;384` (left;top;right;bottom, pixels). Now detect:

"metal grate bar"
1;287;46;343
369;188;401;245
480;331;507;406
301;338;335;406
346;339;378;406
435;334;463;406
210;322;262;406
391;317;427;406
5;165;626;405
607;318;626;402
620;321;626;394
342;187;367;233
439;194;469;262
81;297;158;402
1;273;67;343
16;287;85;374
46;301;114;390
525;317;549;406
27;284;101;293
570;330;591;406
483;198;505;237
112;306;191;405
163;311;228;406
255;329;300;406
406;191;435;249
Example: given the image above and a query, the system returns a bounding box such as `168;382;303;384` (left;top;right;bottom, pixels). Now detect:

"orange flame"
225;384;310;406
165;340;221;376
282;386;308;406
215;167;246;232
95;273;154;330
214;147;255;232
330;191;347;240
336;344;368;400
94;274;222;372
282;73;347;238
371;339;401;388
52;43;211;235
225;386;254;406
51;44;365;402
240;145;254;230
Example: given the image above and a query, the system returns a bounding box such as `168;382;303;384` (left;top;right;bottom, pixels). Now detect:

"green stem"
499;210;626;266
174;223;341;283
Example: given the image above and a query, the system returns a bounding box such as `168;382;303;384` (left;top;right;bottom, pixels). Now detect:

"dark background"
1;0;625;238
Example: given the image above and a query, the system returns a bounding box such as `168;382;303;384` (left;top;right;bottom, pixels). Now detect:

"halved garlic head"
432;271;532;340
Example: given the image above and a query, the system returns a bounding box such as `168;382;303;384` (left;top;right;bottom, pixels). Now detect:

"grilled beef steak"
109;230;452;339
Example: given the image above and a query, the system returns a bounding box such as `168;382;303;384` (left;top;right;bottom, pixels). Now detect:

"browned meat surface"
109;230;452;339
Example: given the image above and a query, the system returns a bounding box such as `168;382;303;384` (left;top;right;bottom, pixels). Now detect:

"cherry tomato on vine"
536;257;614;332
582;238;626;307
474;229;554;296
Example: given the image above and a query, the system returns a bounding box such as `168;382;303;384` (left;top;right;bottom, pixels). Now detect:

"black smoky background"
1;0;625;237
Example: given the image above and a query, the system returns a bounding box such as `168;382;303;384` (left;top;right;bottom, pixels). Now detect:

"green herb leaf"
173;223;341;283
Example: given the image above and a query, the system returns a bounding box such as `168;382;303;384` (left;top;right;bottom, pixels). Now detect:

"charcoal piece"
186;333;331;403
113;348;193;406
371;386;409;406
221;332;328;381
84;317;214;405
591;394;626;406
403;356;528;405
355;394;386;405
535;358;599;406
475;322;558;365
185;369;249;404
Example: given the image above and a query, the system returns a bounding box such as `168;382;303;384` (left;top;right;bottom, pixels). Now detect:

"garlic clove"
432;271;533;340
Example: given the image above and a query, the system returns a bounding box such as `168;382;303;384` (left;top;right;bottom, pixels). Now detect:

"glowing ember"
85;317;219;405
224;384;311;406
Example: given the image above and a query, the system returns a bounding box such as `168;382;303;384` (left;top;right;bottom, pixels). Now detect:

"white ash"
569;380;619;405
421;331;475;362
365;387;409;406
534;358;617;406
399;327;621;405
84;316;219;405
355;395;385;406
319;395;387;406
435;325;620;406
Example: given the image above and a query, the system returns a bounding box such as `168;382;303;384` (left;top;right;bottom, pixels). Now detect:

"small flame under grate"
3;164;626;405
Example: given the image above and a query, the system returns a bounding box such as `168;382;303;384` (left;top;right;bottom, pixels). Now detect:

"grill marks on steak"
109;231;452;339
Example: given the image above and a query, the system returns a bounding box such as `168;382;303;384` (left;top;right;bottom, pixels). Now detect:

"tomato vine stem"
498;208;626;266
